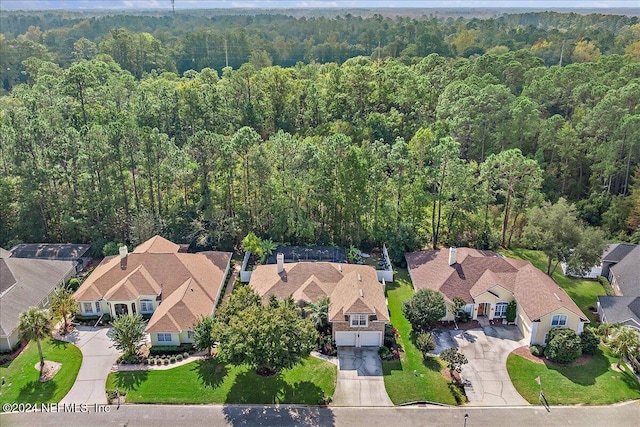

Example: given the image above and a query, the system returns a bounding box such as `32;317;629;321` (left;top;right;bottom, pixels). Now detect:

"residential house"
249;253;389;347
607;244;639;297
74;236;231;347
9;243;91;274
406;248;589;345
0;248;75;351
597;296;640;332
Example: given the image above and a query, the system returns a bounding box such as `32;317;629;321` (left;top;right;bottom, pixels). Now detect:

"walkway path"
59;326;121;405
222;263;241;303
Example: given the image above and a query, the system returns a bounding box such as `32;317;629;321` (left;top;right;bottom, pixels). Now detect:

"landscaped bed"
0;338;82;406
507;345;640;405
106;356;336;404
382;268;458;405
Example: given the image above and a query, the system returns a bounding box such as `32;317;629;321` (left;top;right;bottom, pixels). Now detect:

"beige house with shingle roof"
406;248;589;345
74;236;231;347
249;254;389;347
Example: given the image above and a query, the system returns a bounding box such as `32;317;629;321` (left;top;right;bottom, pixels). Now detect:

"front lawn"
507;346;640;405
501;248;606;323
382;268;457;405
106;356;336;404
0;338;82;406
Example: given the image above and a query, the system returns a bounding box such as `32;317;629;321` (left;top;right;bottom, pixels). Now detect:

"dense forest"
0;10;639;262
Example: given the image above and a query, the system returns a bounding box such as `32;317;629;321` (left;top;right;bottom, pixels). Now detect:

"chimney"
448;247;457;266
119;245;128;259
338;264;342;272
277;252;284;274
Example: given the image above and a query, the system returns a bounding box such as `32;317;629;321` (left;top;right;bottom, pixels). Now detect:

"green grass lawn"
0;338;82;406
106;356;336;404
501;248;605;323
382;268;457;405
507;346;640;405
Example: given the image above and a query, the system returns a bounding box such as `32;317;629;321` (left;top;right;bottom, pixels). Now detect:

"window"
157;333;172;342
83;302;93;313
494;302;508;318
95;302;101;313
140;299;154;313
551;314;568;327
187;330;194;340
350;314;368;327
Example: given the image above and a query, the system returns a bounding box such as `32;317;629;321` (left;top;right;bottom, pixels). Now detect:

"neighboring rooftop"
249;262;389;323
602;243;637;263
74;235;231;333
9;243;91;260
0;257;75;337
598;296;640;331
265;246;347;264
609;245;640;297
406;248;588;322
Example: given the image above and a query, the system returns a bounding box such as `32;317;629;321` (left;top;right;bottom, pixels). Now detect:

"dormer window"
350;314;368;327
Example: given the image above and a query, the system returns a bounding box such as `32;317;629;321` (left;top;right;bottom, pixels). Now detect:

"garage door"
359;331;382;347
335;331;356;346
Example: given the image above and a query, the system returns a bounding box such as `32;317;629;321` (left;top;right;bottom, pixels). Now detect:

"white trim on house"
350;314;368;327
551;314;568;327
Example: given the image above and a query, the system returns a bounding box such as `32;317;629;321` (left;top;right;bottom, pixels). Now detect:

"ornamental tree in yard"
216;294;317;375
544;327;582;363
440;348;468;375
111;314;146;357
18;307;52;375
610;326;640;369
50;287;77;335
402;288;446;332
192;315;217;356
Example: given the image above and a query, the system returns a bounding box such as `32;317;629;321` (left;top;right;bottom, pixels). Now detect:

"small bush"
384;324;398;348
580;326;600;355
415;332;435;359
170;356;176;363
183;352;190;359
67;278;81;292
506;301;517;323
163;358;170;365
529;344;544;357
378;346;392;361
176;354;183;361
448;381;467;405
544;327;582;363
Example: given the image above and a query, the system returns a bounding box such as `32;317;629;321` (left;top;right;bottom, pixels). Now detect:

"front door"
478;303;489;316
114;303;129;316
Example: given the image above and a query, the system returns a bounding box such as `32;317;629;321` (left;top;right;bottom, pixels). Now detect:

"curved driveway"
59;326;120;405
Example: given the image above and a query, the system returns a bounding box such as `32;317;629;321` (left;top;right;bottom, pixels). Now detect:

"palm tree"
305;296;330;332
18;307;52;376
610;326;640;369
50;287;78;335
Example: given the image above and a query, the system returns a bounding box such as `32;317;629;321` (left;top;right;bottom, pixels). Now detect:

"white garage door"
359;331;382;347
335;331;356;346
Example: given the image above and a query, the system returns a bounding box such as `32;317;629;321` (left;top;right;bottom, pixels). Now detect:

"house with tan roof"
249;253;389;347
406;248;589;345
74;236;231;347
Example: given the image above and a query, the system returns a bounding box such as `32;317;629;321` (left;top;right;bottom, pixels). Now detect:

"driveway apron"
454;326;529;406
332;348;393;407
59;326;121;405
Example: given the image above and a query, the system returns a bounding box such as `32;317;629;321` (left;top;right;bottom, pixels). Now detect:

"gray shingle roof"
602;243;637;263
598;296;640;330
609;245;640;297
9;243;91;260
0;258;75;337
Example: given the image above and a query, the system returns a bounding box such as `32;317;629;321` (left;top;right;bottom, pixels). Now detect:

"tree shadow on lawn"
225;370;324;405
48;337;72;350
111;370;149;391
192;358;228;389
544;348;609;386
222;404;335;427
16;379;57;403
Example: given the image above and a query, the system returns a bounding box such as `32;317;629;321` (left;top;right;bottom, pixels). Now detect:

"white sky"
2;0;639;10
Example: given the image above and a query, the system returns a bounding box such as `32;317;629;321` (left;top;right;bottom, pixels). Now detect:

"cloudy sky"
2;1;639;10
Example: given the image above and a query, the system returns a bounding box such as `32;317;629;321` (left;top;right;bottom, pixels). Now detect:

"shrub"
544;327;582;363
440;348;468;373
506;301;517;323
529;344;544;357
378;346;392;361
170;356;176;363
415;332;435;359
384;324;398;348
163;358;170;365
149;344;194;356
183;352;190;359
580;326;600;355
67;278;81;292
448;381;467;405
176;354;183;361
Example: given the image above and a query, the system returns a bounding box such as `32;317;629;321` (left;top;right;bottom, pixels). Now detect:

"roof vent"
277;252;284;274
554;293;561;301
357;273;362;281
359;289;364;298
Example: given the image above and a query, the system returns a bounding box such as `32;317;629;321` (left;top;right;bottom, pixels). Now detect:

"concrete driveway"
59;326;120;405
332;348;393;407
434;326;529;406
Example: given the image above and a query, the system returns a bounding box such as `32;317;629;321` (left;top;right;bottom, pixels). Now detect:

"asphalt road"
2;402;639;427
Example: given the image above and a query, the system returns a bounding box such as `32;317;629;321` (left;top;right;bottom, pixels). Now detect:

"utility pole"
224;38;229;68
171;0;175;15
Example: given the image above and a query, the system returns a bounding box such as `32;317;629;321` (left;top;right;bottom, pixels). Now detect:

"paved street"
59;326;120;405
2;402;638;427
332;348;393;406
